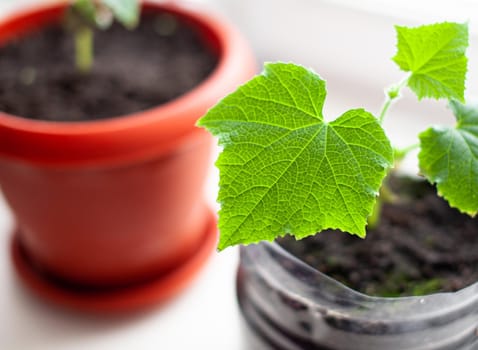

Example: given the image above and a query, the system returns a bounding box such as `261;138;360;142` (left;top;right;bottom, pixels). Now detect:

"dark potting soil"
0;12;217;121
277;175;478;297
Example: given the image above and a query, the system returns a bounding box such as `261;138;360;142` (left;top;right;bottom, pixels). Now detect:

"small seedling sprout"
66;0;139;73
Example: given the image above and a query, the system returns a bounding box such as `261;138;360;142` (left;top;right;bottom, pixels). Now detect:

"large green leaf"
198;63;393;250
393;22;468;102
419;100;478;215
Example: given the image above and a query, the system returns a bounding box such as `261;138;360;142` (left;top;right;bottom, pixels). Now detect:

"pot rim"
242;241;478;330
0;1;255;166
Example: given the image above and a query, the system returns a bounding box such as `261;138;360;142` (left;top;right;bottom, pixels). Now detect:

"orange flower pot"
0;1;255;312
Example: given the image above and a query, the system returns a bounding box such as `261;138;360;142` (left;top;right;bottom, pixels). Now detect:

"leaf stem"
378;75;410;125
367;195;382;229
394;143;420;163
378;97;393;125
367;180;398;229
75;25;93;73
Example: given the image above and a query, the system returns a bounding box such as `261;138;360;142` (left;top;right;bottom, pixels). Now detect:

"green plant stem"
371;75;411;228
394;143;420;164
75;25;93;73
367;194;383;229
367;179;398;229
378;75;410;125
378;97;393;125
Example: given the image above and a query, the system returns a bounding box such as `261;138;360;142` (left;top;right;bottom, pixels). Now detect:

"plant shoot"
198;22;476;250
67;0;139;73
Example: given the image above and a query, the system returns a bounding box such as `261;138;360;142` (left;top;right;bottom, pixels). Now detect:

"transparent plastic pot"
237;242;478;350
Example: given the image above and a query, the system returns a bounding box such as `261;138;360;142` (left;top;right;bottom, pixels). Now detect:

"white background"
0;0;478;349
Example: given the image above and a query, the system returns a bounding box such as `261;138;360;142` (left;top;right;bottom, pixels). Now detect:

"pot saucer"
11;208;217;313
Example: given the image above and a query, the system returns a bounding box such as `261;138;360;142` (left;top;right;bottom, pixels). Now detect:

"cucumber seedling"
66;0;139;72
198;22;477;250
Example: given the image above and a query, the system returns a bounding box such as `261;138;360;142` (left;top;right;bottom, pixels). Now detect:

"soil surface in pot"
0;11;217;121
278;175;478;297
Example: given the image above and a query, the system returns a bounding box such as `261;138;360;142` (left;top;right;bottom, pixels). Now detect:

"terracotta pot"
0;1;255;311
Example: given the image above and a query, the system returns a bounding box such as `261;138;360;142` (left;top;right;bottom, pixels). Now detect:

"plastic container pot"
237;242;478;350
0;1;255;312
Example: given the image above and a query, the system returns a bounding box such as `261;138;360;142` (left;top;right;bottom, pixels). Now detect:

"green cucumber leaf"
419;99;478;216
393;22;468;102
102;0;139;29
198;63;393;250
